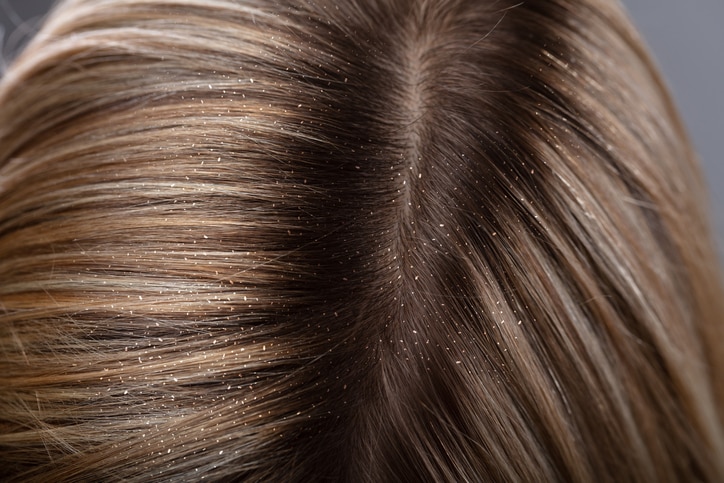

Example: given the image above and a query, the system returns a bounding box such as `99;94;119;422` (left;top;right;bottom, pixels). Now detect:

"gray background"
1;0;722;247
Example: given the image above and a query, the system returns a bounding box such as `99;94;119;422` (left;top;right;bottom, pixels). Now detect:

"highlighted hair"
1;0;722;480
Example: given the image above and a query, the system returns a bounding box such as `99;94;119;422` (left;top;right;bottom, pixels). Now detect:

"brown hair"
1;0;723;480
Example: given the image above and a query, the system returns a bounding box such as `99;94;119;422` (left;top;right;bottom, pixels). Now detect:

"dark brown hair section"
1;0;722;480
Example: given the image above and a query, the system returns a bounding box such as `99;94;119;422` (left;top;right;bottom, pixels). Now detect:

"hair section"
0;0;723;480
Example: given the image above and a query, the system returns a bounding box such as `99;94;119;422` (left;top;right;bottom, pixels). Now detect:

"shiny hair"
1;0;723;480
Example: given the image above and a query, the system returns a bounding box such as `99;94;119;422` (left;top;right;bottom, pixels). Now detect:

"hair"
0;0;722;480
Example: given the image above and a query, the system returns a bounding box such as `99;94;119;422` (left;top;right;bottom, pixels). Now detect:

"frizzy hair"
0;0;722;480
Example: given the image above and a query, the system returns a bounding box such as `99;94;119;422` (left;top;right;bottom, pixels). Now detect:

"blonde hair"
1;0;723;480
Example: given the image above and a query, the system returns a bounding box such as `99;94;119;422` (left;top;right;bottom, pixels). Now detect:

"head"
1;0;723;480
